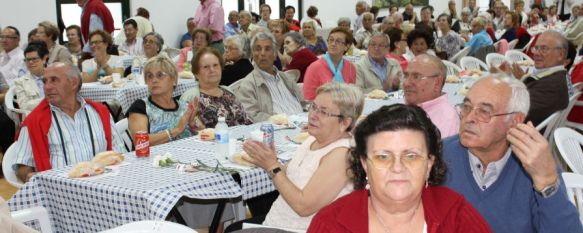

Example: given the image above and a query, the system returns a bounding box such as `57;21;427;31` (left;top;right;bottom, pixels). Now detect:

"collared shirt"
14;96;126;170
353;14;363;32
33;74;45;97
224;23;240;38
256;19;268;28
417;93;460;138
465;30;493;55
118;37;144;56
193;0;225;42
258;67;303;115
468;148;512;190
354;28;373;48
0;47;26;87
368;56;388;82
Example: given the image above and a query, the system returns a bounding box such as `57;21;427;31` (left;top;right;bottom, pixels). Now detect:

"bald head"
403;54;446;105
412;54;446;82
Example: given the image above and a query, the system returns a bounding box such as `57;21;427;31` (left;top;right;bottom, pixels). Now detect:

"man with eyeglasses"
442;74;583;233
0;26;26;87
355;33;402;93
402;54;459;138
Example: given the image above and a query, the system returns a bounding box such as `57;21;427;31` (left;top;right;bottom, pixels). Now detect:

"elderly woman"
303;27;356;101
177;28;211;72
230;82;364;231
180;47;253;128
386;28;409;72
81;30;124;82
13;41;48;111
301;6;322;28
127;56;198;146
283;31;318;83
268;19;292;68
302;20;327;56
124;32;165;77
416;6;436;33
36;21;72;64
436;14;465;59
453;8;472;33
308;104;492;232
221;35;253;86
65;25;83;65
407;28;435;57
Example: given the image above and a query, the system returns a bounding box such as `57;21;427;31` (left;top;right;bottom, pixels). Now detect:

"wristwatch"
267;166;282;179
535;178;561;198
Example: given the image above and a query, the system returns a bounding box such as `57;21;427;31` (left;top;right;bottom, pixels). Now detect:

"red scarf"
81;0;115;44
19;99;112;172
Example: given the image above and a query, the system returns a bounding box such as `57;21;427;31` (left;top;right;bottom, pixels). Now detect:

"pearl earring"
365;176;370;190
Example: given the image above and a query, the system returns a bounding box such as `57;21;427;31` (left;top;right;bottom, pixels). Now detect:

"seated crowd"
1;0;582;232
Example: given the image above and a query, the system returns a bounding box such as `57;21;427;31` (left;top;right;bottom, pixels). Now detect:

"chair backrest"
556;91;583;129
521;36;536;52
472;45;497;63
115;118;133;152
505;50;534;64
11;206;53;233
507;39;519;49
3;87;28;127
536;111;560;140
485;53;507;68
442;60;462;76
459;56;488;71
555;128;583;174
561;172;583;224
2;143;24;188
100;220;198;233
449;46;471;65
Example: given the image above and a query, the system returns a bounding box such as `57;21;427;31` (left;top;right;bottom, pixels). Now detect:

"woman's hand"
187;97;202;130
173;98;197;136
242;140;278;170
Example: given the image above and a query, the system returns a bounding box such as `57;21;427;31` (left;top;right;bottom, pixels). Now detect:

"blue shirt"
224;23;240;38
180;32;192;48
465;30;493;55
368;56;388;82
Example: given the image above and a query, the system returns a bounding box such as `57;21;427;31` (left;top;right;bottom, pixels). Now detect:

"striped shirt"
258;67;303;115
14;97;127;169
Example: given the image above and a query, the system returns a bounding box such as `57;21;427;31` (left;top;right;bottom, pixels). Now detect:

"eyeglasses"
90;40;104;46
327;38;346;45
308;103;343;118
144;39;158;45
367;152;428;169
145;71;170;81
400;72;439;82
368;43;388;49
24;57;41;63
531;45;562;54
456;103;516;123
0;35;18;40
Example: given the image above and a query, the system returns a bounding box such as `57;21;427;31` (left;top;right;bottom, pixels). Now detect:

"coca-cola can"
134;131;150;157
260;123;275;150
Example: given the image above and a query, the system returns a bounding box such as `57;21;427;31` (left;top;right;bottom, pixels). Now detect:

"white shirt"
469;148;512;190
118;37;144;56
258;67;303;116
0;47;26;87
81;55;123;78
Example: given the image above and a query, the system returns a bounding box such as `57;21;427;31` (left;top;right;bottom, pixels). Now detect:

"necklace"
370;197;420;233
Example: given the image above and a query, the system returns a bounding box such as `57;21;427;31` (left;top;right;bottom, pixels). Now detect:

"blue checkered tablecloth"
79;79;197;113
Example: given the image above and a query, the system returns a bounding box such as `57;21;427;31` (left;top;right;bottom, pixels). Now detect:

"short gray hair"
461;7;472;15
48;62;82;93
316;82;365;131
477;74;530;117
356;0;370;10
225;35;250;59
541;30;569;59
251;31;277;56
143;55;178;85
370;32;390;46
337;17;351;26
472;16;487;29
143;32;164;53
283;31;306;47
239;10;251;19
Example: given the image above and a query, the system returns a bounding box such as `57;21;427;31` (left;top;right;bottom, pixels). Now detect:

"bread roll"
68;162;105;178
200;128;216;141
446;75;461;83
92;151;124;166
294;132;310;143
367;89;387;99
269;114;288;125
179;71;195;79
232;152;256;167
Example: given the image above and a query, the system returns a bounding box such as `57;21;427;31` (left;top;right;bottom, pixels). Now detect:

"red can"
134;131;150;157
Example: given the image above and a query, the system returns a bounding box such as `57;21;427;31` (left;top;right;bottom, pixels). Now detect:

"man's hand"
16;165;35;183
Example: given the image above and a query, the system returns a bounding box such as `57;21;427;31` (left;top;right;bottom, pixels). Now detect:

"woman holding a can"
226;82;364;231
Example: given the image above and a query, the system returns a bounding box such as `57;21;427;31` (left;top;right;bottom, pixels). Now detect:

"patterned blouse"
197;87;253;128
127;97;195;140
306;36;328;56
436;30;465;59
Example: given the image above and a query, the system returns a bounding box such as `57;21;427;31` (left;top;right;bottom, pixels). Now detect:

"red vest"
81;0;115;44
19;99;112;172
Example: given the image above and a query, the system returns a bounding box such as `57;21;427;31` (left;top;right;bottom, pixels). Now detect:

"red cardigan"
568;62;583;123
19;99;112;171
284;48;318;83
81;0;114;43
307;187;492;233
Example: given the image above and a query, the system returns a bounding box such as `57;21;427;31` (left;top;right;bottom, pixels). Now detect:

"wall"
0;0;464;49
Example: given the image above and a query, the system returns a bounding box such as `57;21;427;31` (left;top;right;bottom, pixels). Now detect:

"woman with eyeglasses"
225;82;363;232
124;32;165;77
127;55;199;146
81;30;124;82
180;47;253;128
308;104;492;233
13;41;49;111
303;27;357;101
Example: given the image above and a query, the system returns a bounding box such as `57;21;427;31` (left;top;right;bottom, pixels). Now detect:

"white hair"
489;74;530;116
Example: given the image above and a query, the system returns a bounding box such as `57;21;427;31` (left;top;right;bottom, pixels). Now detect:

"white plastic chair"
115;118;133;152
507;39;519;50
554;128;583;174
505;50;534;65
521;36;536;52
11;206;53;233
536;111;560;141
442;60;462;76
561;172;583;224
567;83;583;131
485;53;507;68
449;46;471;65
2;143;24;188
100;220;198;233
164;48;181;61
4;87;30;127
459;56;488;71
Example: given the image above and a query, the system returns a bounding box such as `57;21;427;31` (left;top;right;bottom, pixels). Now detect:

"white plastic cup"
112;73;121;82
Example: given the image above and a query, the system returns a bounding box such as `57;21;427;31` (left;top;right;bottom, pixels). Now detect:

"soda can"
260;123;275;150
134;131;150;157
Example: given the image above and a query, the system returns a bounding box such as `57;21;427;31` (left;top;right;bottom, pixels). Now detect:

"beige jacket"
0;197;39;233
355;56;402;93
48;44;73;65
232;68;303;122
13;73;43;112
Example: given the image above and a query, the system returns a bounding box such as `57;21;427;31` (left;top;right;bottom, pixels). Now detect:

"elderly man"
379;16;396;33
355;33;401;93
118;19;144;56
353;1;369;32
0;26;25;87
224;10;240;38
402;54;459;138
233;32;303;122
402;3;417;23
239;11;259;38
76;0;114;53
355;12;375;49
463;16;493;55
13;62;126;182
193;0;225;53
180;17;195;48
443;74;583;233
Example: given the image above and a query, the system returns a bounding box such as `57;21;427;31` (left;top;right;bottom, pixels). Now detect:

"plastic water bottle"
215;117;230;161
132;58;144;85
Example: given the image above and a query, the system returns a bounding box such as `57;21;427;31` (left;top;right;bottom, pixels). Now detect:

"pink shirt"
176;47;192;72
193;0;224;42
303;58;357;101
418;93;460;138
